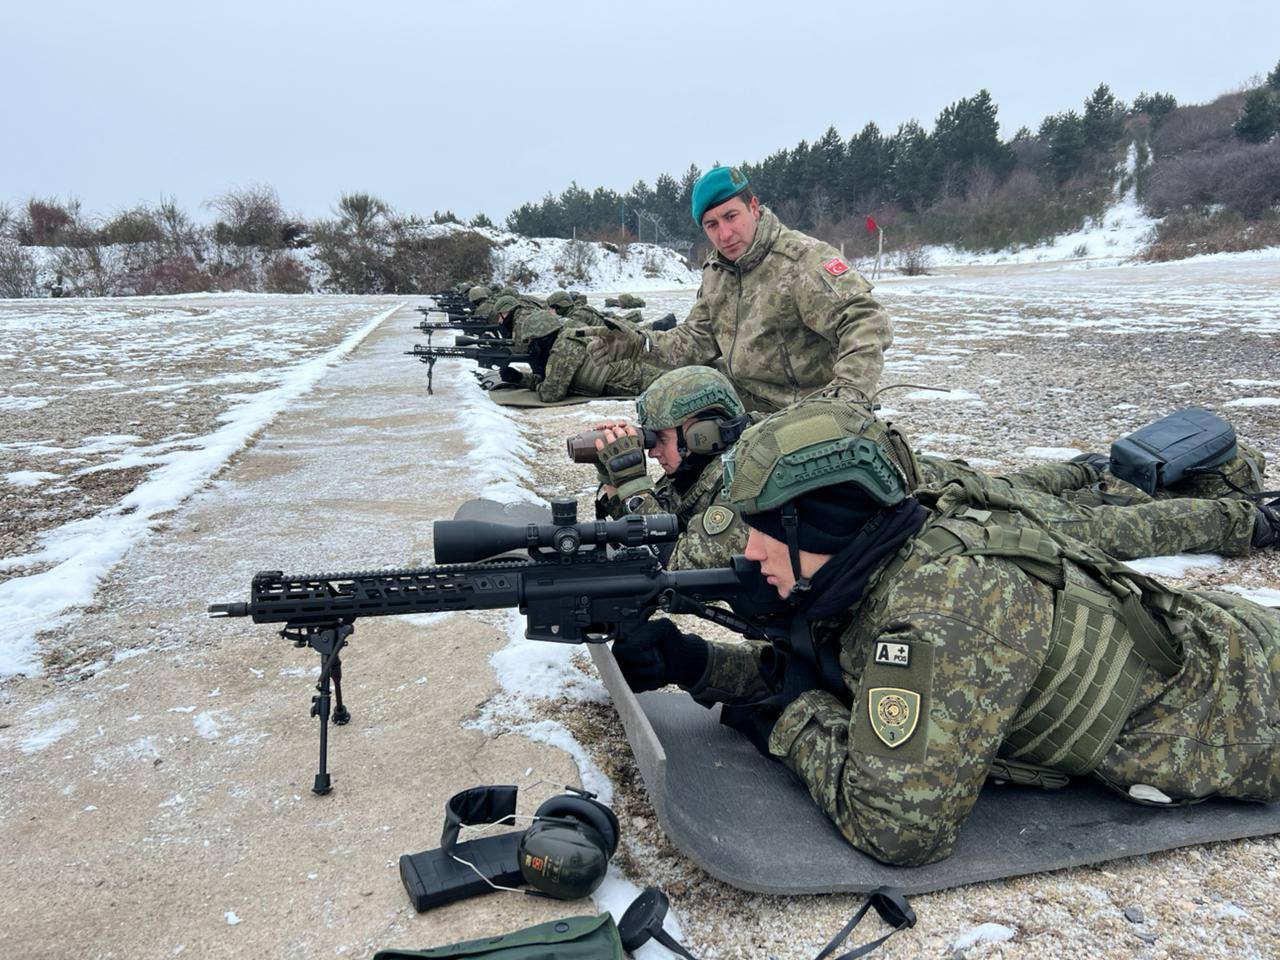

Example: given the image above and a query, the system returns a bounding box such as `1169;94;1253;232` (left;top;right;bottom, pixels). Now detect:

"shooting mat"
486;387;635;408
588;645;1280;896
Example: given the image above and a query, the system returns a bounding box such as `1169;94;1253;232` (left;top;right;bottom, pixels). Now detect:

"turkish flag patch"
823;257;849;276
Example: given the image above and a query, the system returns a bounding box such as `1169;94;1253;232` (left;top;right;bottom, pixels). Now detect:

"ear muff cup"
533;795;620;855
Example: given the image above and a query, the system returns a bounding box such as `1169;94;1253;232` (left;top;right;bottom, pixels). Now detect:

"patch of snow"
902;388;979;402
193;712;221;739
0;395;53;411
19;717;78;754
1223;397;1280;408
4;470;61;487
1023;446;1082;460
224;911;242;926
1124;554;1225;577
1221;585;1280;607
953;923;1017;951
0;303;402;678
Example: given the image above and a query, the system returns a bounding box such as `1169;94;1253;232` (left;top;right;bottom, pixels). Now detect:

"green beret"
691;166;750;226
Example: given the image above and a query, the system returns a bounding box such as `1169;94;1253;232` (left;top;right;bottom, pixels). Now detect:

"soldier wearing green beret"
583;166;892;413
610;398;1280;866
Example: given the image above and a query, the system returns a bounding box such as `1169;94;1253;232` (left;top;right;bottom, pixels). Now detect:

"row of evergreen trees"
505;66;1279;251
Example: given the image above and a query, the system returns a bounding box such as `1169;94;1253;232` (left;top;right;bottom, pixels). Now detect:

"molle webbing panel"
1002;568;1145;775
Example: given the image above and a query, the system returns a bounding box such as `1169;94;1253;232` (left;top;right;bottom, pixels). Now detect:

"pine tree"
843;122;889;203
1132;91;1177;127
932;89;1014;179
1083;83;1127;155
1234;87;1280;143
1045;111;1087;183
1267;60;1280;92
887;121;937;210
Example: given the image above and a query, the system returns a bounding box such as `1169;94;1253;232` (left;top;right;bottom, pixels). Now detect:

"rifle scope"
432;497;677;563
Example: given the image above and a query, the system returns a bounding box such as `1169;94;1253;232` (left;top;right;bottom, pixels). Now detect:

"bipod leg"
427;356;436;395
307;624;353;796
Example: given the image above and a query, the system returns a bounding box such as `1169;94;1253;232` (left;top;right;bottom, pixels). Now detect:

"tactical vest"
865;473;1185;779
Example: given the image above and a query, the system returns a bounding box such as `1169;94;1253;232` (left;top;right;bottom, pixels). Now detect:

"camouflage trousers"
536;337;666;403
1095;588;1280;803
918;456;1261;560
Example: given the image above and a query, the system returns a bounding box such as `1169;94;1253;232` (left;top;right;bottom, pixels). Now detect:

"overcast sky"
4;1;1278;226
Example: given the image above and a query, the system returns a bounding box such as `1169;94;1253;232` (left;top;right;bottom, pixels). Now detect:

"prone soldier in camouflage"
590;371;1276;573
592;367;754;570
583;166;892;413
501;309;664;403
610;398;1280;866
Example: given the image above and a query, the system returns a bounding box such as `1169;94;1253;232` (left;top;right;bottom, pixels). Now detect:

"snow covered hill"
410;222;699;293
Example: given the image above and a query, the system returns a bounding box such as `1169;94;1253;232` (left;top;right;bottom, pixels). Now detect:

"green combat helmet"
511;309;567;352
546;290;575;314
637;366;742;429
722;398;920;514
467;285;490;304
489;295;519;319
635;366;749;457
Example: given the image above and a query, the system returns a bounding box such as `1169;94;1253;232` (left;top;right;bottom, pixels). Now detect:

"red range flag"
865;215;879;234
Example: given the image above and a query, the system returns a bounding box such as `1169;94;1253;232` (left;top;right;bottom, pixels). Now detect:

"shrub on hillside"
263;254;312;294
0;240;38;297
1138;209;1280;261
1146;140;1280;217
101;206;164;245
1150;92;1245;158
555;238;598;282
210;184;293;248
129;255;218;296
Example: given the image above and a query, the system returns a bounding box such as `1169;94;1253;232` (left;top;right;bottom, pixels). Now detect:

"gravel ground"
1;260;1278;959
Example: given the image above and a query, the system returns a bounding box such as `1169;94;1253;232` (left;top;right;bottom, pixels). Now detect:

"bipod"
426;354;438;395
283;622;354;795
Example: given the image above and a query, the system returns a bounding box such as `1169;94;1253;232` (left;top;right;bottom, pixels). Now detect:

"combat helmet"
723;397;920;514
722;398;923;596
489;295;519;319
633;367;749;460
511;309;567;352
546;290;575;313
467;285;490;304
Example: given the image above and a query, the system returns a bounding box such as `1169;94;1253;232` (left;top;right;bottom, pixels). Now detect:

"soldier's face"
744;527;832;599
649;427;682;475
701;195;761;262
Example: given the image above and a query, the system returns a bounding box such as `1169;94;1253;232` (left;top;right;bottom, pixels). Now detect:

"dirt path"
0;304;587;959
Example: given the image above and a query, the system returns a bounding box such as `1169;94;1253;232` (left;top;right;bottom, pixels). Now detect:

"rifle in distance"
406;343;528;394
208;498;781;794
415;318;508;345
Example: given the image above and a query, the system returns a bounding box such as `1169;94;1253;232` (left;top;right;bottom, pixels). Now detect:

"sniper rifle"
208;498;784;794
406;342;528;394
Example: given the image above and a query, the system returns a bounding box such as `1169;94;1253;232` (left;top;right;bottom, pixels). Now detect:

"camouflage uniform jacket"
534;329;664;403
695;492;1280;867
604;456;748;570
641;207;892;412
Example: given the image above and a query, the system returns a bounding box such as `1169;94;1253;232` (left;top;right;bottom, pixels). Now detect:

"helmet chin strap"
781;503;811;599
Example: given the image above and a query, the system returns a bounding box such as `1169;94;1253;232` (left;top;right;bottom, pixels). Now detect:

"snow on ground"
418;221;699;293
925;145;1159;268
0;296;401;676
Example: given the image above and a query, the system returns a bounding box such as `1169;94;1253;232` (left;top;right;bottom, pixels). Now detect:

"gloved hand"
597;431;655;499
499;365;524;385
611;619;708;693
474;369;503;391
584;318;646;364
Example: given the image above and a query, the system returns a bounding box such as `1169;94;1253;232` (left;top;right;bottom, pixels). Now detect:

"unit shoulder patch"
868;687;921;749
823;257;849;276
701;504;736;536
